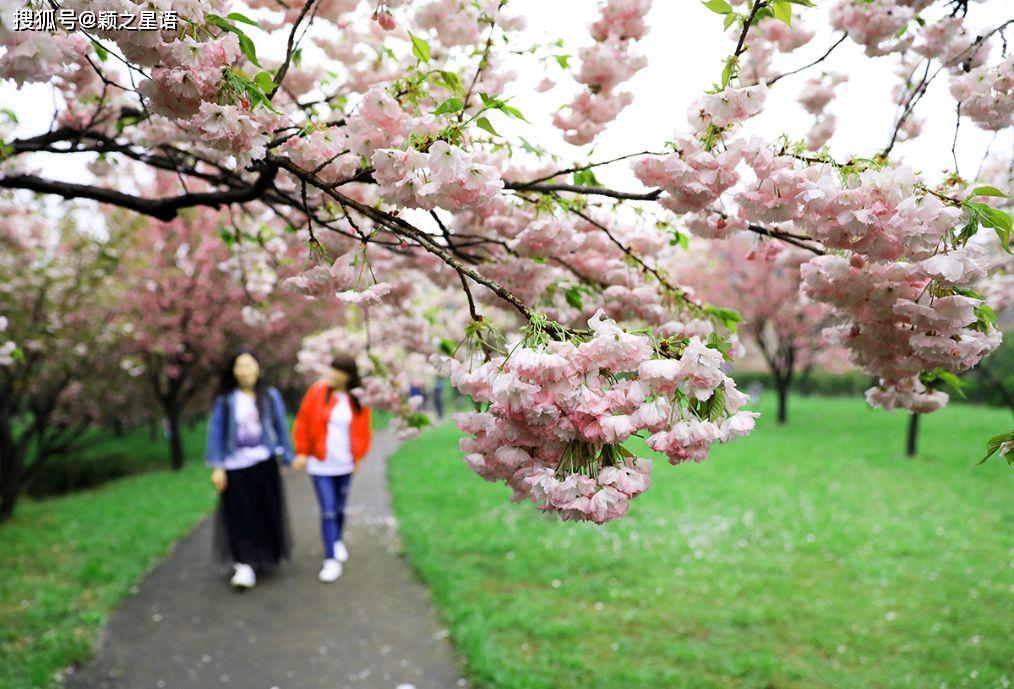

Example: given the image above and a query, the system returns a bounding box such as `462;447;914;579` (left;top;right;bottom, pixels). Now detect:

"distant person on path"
292;354;373;583
433;377;445;419
205;351;294;590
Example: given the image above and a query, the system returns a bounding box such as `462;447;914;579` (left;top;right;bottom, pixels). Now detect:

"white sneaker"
333;541;349;563
230;563;256;589
318;558;342;583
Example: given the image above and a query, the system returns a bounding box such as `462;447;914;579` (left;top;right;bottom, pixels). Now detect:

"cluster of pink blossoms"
282;250;393;305
798;73;847;150
829;0;917;56
949;55;1014;132
738;16;814;84
789;165;999;411
688;84;768;130
371;141;503;211
138;34;243;118
0;30;89;88
437;311;757;523
190;102;282;167
554;0;652;145
633;136;741;214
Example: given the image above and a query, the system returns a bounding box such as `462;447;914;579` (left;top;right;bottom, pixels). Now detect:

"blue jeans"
310;474;352;559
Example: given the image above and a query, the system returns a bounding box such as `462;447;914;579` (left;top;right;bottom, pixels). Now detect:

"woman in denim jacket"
205;351;293;589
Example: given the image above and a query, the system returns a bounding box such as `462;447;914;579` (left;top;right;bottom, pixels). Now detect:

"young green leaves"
962;186;1012;253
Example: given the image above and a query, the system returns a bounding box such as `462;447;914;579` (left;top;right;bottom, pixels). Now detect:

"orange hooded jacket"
292;381;372;464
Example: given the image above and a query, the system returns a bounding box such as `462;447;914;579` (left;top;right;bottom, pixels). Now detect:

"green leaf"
968;185;1007;199
253;71;274;94
433;97;465;115
705;305;742;331
219;227;238;247
977;429;1013;466
409;32;431;63
956;215;979;244
771;0;792;25
406;412;431;429
564;285;584;310
966;201;1012;252
437;70;464;95
705;332;733;360
924;369;966;398
475;116;500;137
786;0;815;5
208;15;261;67
227;12;260;27
721;57;736;88
572;169;600;187
702;0;734;14
236;33;260;67
554;54;571;70
501;104;529;122
723;12;738;29
91;40;109;62
439;338;457;356
669;230;689;249
973;302;997;332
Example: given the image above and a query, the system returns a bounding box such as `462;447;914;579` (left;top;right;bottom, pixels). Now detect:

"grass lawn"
388;395;1013;689
0;425;215;689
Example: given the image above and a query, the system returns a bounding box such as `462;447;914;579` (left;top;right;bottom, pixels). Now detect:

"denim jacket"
205;386;294;467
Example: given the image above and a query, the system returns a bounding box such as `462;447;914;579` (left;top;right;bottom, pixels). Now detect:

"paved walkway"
64;431;466;689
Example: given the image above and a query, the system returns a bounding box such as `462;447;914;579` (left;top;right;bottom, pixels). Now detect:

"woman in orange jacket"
292;353;372;583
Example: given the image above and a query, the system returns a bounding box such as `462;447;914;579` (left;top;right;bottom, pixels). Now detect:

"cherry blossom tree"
116;202;322;469
2;0;1012;519
683;236;847;424
0;201;123;520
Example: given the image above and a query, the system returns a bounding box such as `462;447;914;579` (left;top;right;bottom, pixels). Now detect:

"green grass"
0;428;216;689
388;396;1013;689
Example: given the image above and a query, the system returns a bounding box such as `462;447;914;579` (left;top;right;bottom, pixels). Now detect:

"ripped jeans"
310;473;352;560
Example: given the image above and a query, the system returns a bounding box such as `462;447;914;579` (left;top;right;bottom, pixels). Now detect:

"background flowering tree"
1;0;1012;520
117;202;322;469
0;202;122;520
682;235;847;424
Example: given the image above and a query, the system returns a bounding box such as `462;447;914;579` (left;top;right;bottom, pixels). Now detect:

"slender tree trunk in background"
166;403;185;471
776;378;789;425
906;412;920;458
0;450;21;522
0;412;22;522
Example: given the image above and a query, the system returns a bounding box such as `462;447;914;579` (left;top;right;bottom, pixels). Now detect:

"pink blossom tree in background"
117;202;323;470
0;202;123;519
1;0;1013;521
682;235;848;424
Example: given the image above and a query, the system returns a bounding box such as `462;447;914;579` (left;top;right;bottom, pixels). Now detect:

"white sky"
2;0;1012;190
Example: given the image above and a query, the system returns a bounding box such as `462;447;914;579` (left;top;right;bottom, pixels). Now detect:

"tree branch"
0;166;279;222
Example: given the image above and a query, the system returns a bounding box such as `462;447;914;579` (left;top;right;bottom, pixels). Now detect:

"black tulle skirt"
213;457;291;569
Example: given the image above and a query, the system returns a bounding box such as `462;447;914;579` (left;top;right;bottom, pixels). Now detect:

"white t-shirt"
223;391;271;471
308;392;354;476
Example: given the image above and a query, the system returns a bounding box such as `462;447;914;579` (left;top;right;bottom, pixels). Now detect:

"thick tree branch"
0;166;279;221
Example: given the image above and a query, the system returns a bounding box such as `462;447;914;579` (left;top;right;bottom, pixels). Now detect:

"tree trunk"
167;405;185;471
776;379;789;424
906;412;920;458
0;450;21;522
0;414;21;522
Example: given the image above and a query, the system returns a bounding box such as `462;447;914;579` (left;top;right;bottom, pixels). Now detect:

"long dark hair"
329;353;362;412
218;350;270;417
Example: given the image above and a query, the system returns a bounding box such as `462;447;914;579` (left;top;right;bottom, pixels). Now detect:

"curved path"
65;430;466;689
